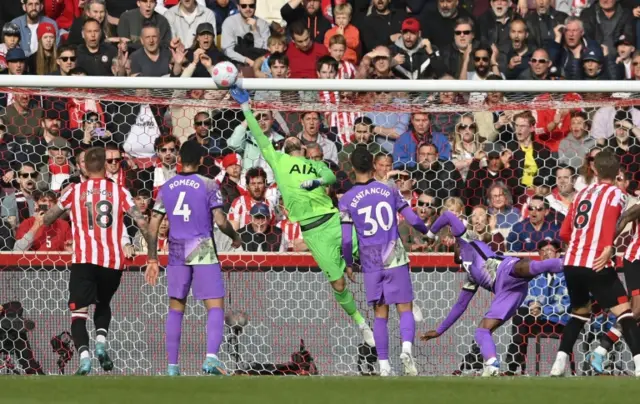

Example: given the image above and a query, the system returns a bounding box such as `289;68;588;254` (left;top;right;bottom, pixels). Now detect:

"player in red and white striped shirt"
550;151;640;377
43;147;152;376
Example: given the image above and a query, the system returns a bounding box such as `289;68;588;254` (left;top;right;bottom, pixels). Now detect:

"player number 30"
357;202;393;237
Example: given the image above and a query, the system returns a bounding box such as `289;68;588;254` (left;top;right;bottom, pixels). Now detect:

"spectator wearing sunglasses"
398;190;439;252
1;163;38;231
439;17;478;78
51;44;76;76
517;48;554;80
221;0;270;66
506;195;560;252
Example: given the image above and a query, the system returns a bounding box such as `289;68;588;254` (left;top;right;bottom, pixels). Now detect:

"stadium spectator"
530;92;580;153
52;43;76;75
0;23;21;71
221;0;270;66
615;35;635;79
392;170;416;205
105;0;139;29
117;0;172;46
439;17;477;78
130;24;182;77
13;189;72;252
164;0;217;49
229;167;272;230
469;205;505;252
66;0;116;46
507;111;557;197
3;48;28;82
411;143;463;201
579;44;619;80
464;150;517;211
280;0;330;44
477;0;515;55
372;153;393;185
1;162;38;230
473;75;508;144
285;21;328;78
252;34;287;78
76;18;120;76
67;110;111;150
11;0;60;55
502;19;532;79
546;164;576;215
60;148;87;192
208;0;238;36
524;0;567;50
124;188;151;239
420;0;474;51
217;152;245;213
144;135;179;196
322;3;359;64
359;0;405;54
182;23;225;78
547;16;597;80
558;111;596;171
364;88;410;153
134;215;168;253
486;181;521;234
239;203;283;252
399;190;439;252
504;239;569;375
27;22;57;75
581;0;634;51
462;44;501;82
393;112;451;170
56;0;83;32
338;117;383;178
451;114;484;180
2;93;43;138
574;146;601;191
517;47;553;80
228;110;283;184
104;143;137;190
296;111;338;164
389;18;444;80
36;134;72;192
275;196;306;252
597;115;640;186
506;194;561;252
590;105;640;140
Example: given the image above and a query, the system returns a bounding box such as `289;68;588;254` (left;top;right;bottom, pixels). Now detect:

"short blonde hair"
267;34;286;47
334;3;352;17
329;34;347;47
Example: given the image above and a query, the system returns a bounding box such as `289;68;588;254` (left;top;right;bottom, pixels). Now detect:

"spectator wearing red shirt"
14;190;72;252
54;0;81;31
532;92;582;152
285;21;328;78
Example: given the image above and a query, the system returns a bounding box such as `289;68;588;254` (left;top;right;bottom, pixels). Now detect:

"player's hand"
229;86;250;105
145;261;159;286
593;246;614;272
420;330;441;342
300;179;323;191
231;236;242;249
345;266;356;283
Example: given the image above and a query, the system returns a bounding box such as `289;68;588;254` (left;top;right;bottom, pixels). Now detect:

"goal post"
0;76;637;376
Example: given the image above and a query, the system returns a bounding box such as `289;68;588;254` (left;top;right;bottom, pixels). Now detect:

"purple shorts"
166;263;225;300
363;264;414;306
484;258;528;321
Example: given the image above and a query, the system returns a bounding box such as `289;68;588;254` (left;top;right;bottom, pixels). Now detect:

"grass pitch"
4;376;640;404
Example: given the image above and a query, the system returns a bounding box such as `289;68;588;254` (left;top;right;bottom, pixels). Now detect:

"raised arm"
428;211;466;238
230;87;277;166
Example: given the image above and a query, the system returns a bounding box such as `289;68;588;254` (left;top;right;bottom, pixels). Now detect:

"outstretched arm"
428;211;465;238
616;204;640;239
230;87;277;166
435;288;476;335
399;205;428;234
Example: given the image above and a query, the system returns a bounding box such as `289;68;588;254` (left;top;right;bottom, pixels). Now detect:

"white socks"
402;341;412;354
96;335;106;344
595;346;608;356
80;350;90;360
379;359;390;370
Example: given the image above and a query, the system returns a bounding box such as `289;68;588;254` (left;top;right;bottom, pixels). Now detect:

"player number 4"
357;201;393;237
173;191;192;222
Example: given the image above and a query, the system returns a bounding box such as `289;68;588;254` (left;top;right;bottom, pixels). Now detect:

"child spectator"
253;34;287;78
322;3;359;64
0;23;21;71
327;34;356;79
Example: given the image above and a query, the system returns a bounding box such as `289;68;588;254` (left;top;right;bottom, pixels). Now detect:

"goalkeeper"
229;86;374;347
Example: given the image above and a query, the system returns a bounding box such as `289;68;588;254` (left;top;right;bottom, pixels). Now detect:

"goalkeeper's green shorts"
301;213;346;282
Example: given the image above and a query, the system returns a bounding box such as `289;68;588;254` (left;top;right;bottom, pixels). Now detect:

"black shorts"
564;265;629;310
623;259;640;297
68;263;123;311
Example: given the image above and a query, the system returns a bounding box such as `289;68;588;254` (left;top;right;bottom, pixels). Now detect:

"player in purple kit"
339;147;429;376
145;141;241;376
420;210;564;376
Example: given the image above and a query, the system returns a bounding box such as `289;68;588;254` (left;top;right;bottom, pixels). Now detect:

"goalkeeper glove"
300;179;324;191
229;86;250;106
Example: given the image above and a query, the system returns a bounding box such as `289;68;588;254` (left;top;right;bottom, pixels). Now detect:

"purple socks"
166;309;184;365
399;311;415;343
207;307;224;356
374;317;389;360
475;328;497;362
530;258;564;276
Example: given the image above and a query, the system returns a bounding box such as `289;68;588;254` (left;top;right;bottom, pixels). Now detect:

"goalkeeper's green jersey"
243;107;337;225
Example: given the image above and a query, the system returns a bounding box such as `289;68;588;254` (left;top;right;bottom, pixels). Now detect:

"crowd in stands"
0;0;639;257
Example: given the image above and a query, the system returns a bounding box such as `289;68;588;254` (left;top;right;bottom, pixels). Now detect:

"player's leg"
93;267;124;371
193;263;227;376
589;266;640;377
511;258;564;279
165;265;193;376
372;303;391;376
67;264;98;375
302;216;373;345
551;266;591;376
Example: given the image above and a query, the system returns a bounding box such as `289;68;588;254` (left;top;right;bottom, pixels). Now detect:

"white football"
212;61;238;88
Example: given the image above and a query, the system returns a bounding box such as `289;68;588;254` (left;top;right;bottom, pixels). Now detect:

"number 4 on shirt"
173;191;192;222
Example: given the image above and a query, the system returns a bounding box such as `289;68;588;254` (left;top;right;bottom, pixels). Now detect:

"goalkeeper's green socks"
333;288;365;325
